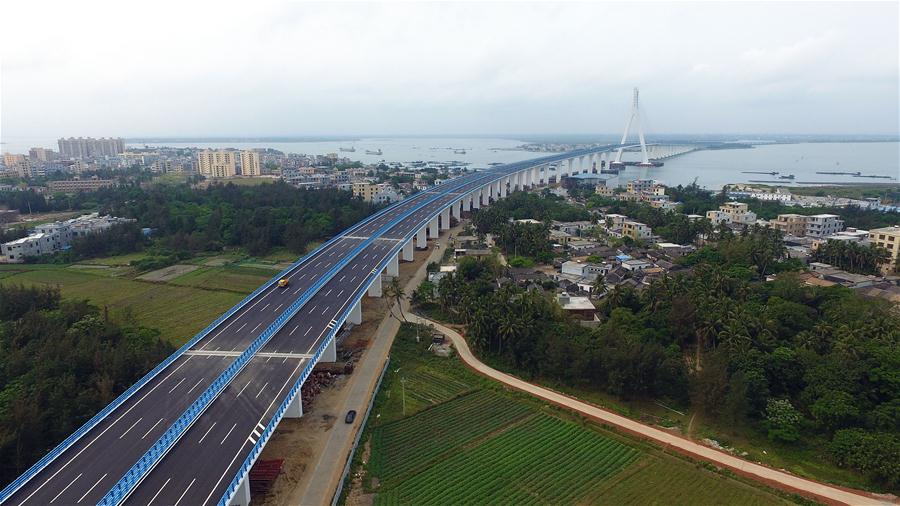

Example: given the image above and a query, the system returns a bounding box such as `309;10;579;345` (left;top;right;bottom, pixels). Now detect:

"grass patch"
169;265;273;293
0;264;245;346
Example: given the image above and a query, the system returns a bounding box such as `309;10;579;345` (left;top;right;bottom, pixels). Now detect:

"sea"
3;136;898;190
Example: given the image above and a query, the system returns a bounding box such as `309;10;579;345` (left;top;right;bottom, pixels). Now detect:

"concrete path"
420;317;890;506
298;240;454;506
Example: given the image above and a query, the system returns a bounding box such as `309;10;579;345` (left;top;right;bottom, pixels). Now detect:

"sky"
1;1;898;141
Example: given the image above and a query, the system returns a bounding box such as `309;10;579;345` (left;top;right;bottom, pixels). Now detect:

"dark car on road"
345;410;357;424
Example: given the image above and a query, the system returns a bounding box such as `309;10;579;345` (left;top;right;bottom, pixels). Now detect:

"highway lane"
6;170;500;506
123;179;500;504
5;175;489;505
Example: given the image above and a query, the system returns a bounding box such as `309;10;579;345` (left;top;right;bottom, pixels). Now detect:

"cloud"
0;0;897;138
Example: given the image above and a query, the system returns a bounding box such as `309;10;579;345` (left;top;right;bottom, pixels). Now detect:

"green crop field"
592;458;792;505
375;414;641;506
168;265;273;293
344;325;803;506
369;391;531;486
0;263;246;346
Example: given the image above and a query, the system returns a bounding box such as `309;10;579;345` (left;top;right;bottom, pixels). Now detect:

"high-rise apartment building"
57;137;125;158
28;147;57;162
197;150;237;178
240;151;261;176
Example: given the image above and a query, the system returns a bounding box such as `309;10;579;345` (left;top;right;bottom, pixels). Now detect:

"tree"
764;398;803;443
383;277;408;322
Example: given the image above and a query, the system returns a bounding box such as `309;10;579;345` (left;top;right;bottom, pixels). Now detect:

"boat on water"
742;171;778;175
453;149;467;155
779;174;795;180
365;149;383;155
339;146;356;152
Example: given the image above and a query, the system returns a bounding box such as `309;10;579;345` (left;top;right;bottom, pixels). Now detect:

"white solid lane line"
118;417;143;440
197;422;217;444
75;473;107;504
141;418;165;440
220;423;238;445
146;477;171;506
174;478;196;506
48;473;81;504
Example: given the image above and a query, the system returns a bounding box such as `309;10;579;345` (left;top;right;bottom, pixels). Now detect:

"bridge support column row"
285;389;303;418
440;208;450;230
416;227;427;248
428;216;438;238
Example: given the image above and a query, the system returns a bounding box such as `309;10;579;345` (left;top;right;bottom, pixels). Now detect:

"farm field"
0;263;246;346
343;324;803;506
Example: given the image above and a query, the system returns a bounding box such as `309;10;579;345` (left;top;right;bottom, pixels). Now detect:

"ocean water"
3;136;897;189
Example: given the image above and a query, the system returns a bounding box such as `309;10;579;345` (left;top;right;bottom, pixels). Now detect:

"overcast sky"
1;1;898;140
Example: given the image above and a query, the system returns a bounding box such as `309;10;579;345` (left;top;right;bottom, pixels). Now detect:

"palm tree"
497;312;523;355
383;277;407;322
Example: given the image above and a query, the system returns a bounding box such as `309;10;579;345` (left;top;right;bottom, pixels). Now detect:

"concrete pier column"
480;186;488;206
416;227;427;248
229;473;252;506
452;200;461;220
567;159;574;176
428;217;438;238
349;300;362;324
440;208;450;230
322;337;337;361
402;239;414;261
532;167;540;186
367;274;383;297
471;191;481;209
500;177;508;198
285;391;303;418
387;252;399;276
463;195;472;212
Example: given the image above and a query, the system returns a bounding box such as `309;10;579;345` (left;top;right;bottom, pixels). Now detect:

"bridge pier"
567;159;574;177
402;239;414;261
349;300;362;324
416;227;427;248
480;186;489;206
285;390;303;418
428;217;439;238
471;191;480;209
367;274;382;297
452;199;461;220
500;177;508;198
387;252;399;277
322;338;337;362
229;474;251;506
463;195;471;212
440;208;450;231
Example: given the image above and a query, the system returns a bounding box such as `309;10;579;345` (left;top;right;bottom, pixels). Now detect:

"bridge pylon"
613;87;651;166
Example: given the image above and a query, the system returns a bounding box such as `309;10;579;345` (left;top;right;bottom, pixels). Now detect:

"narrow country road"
418;317;890;506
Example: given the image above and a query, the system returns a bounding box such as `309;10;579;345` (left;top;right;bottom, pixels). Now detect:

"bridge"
1;144;643;506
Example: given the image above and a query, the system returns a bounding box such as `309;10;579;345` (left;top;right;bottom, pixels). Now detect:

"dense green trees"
3;181;378;260
417;228;900;491
0;285;172;484
812;240;890;275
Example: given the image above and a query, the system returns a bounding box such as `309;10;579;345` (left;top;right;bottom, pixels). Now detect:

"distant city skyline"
1;1;898;140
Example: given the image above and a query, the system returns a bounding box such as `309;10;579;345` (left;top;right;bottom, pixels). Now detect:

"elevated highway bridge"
1;144;637;506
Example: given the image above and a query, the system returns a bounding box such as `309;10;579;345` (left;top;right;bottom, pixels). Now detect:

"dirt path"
419;317;891;506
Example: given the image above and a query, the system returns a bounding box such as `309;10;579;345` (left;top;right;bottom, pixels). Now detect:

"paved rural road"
420;318;890;506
